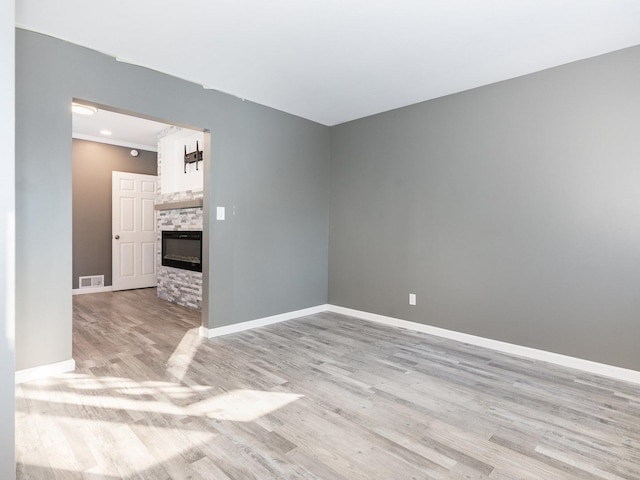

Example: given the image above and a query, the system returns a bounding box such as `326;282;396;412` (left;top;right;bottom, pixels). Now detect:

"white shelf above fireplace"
154;198;203;211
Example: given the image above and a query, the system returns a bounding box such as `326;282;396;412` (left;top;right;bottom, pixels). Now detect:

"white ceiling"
17;0;640;126
72;108;172;151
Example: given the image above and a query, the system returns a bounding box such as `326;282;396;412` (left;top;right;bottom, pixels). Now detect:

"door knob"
114;235;120;239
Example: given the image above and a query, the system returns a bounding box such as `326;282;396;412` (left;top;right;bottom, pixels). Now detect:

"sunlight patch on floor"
18;413;217;476
18;374;305;423
191;389;304;422
166;327;203;381
18;384;186;416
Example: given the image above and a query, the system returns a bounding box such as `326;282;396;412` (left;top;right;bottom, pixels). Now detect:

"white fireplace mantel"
154;198;203;211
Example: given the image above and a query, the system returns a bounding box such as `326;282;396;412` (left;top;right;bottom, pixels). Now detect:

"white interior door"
112;171;157;291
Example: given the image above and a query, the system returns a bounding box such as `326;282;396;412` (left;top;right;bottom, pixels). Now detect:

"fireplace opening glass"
161;231;202;272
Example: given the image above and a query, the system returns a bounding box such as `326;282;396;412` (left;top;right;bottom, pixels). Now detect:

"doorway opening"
71;99;210;319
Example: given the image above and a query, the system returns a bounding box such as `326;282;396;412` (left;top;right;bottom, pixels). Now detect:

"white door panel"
112;171;157;291
120;197;135;231
120;243;135;277
141;198;155;231
141;242;156;276
120;178;135;191
141;180;155;193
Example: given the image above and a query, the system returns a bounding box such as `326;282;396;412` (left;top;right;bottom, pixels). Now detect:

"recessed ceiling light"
100;130;112;136
71;102;98;115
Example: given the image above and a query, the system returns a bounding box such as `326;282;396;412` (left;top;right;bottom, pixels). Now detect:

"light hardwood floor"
16;288;640;479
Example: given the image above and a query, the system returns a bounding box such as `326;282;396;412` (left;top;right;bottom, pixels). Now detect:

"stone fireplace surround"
156;202;203;310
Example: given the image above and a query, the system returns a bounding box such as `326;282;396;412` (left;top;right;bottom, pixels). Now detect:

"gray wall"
72;139;157;289
1;2;15;479
18;27;640;377
16;29;330;371
329;45;640;371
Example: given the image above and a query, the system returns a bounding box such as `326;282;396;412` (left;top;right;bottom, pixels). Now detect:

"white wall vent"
79;275;104;289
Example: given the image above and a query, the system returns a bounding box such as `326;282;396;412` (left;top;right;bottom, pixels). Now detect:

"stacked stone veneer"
156;126;204;310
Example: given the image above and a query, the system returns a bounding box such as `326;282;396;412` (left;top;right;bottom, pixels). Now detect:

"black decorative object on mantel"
184;141;203;173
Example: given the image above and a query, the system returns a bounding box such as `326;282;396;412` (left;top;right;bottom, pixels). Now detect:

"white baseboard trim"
15;359;76;384
326;305;640;385
72;286;113;295
199;304;330;338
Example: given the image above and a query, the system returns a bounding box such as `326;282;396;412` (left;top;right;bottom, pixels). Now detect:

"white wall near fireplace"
158;126;204;197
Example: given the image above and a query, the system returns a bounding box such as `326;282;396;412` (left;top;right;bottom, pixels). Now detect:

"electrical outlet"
409;293;417;306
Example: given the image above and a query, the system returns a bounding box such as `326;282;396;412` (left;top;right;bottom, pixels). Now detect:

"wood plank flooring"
15;288;640;479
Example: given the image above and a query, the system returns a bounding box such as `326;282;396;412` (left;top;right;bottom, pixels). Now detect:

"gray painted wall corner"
328;45;640;371
1;3;15;479
208;105;331;328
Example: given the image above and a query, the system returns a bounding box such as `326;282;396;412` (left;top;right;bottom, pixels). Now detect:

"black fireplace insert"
161;230;202;272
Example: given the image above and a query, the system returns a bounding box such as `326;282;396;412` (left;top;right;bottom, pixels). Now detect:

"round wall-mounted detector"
130;149;139;157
